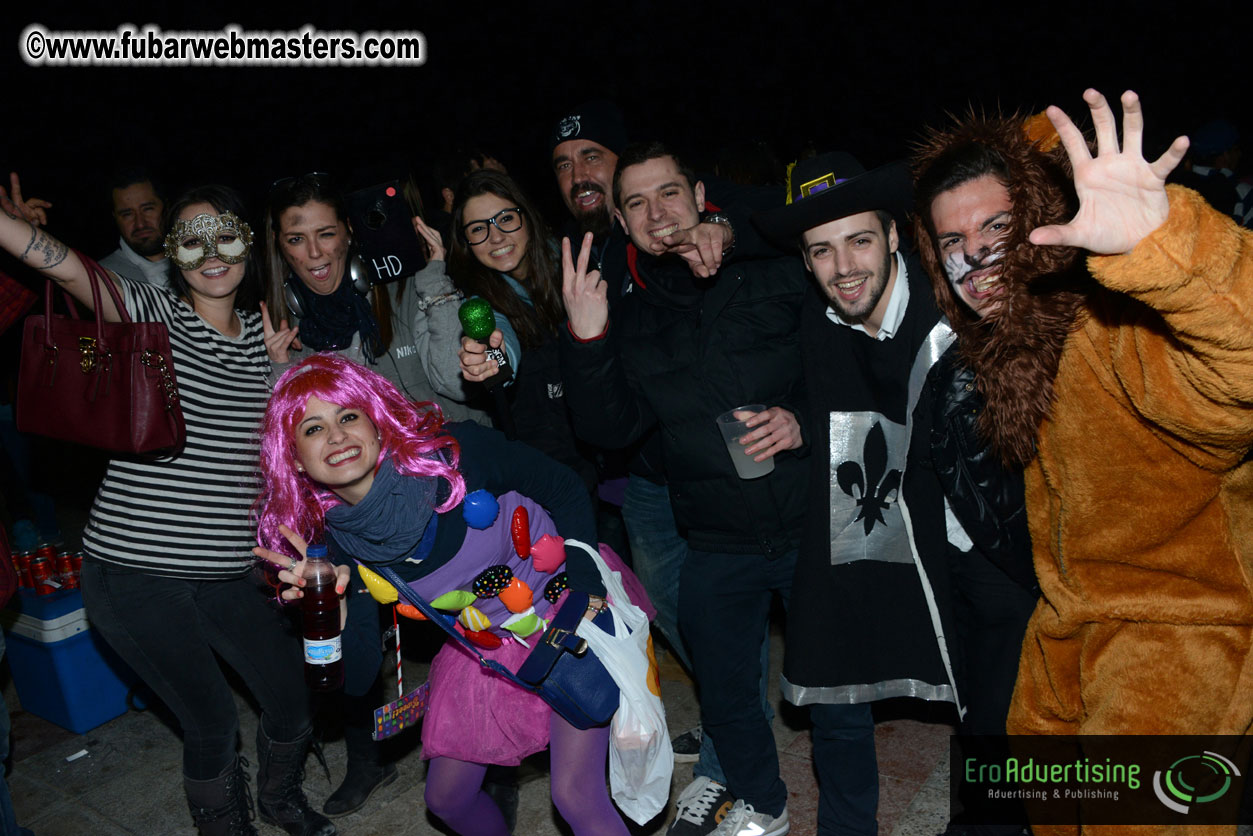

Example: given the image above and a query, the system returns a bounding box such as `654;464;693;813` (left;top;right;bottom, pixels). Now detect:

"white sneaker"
667;775;736;835
712;799;790;836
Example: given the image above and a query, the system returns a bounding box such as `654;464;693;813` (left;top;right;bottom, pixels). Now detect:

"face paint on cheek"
944;249;1004;288
944;252;974;286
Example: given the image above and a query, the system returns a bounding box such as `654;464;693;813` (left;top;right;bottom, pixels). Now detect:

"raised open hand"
412;215;446;262
1029;90;1189;255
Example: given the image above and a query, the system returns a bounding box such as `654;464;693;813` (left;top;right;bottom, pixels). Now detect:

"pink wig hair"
253;352;466;557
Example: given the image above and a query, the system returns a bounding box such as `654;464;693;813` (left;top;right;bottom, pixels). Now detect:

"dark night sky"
0;1;1243;257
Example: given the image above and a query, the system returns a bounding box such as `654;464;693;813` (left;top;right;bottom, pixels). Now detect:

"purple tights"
424;714;627;836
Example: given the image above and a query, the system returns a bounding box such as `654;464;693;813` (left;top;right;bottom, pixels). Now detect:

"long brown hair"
264;173;394;349
447;171;565;348
912;113;1090;467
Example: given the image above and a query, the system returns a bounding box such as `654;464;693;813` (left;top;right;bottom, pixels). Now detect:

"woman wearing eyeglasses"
263;173;486;425
450;170;598;494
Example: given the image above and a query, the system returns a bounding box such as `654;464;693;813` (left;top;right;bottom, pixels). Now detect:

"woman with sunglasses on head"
254;353;629;836
0;178;334;836
450;170;599;494
265;171;500;818
264;172;485;424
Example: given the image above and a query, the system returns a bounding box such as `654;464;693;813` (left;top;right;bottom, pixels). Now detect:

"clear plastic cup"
716;404;774;479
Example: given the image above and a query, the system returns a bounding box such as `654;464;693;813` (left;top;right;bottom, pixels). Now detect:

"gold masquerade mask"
164;211;255;270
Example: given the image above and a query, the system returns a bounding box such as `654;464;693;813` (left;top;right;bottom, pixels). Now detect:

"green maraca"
458;297;513;388
458;297;496;341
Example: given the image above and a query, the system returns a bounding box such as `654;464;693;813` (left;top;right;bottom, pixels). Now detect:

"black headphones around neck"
283;251;371;319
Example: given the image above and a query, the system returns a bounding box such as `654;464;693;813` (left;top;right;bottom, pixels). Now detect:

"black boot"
255;727;337;836
185;756;258;836
322;720;397;817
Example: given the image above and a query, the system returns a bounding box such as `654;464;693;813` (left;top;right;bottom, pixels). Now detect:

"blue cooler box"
2;589;136;734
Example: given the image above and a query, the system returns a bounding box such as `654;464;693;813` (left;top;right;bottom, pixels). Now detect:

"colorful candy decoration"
430;589;476;611
472;565;513;598
463;628;503;650
502;609;544;638
530;534;565;573
498;577;534;614
543;572;570;604
511;507;531;558
458;605;492;632
395;603;427;621
462;489;499;529
357;565;398;604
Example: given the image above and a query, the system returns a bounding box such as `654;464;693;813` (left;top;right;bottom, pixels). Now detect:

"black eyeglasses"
461;207;524;245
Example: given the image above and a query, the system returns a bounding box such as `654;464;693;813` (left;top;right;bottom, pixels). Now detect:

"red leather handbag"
16;251;185;454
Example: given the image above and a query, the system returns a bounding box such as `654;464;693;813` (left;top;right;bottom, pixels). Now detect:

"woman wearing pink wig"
253;353;628;836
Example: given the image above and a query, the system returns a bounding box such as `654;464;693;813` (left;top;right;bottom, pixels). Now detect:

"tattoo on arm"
22;226;68;269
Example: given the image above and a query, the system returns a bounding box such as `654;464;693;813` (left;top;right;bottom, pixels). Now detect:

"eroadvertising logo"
1152;751;1241;814
951;736;1250;826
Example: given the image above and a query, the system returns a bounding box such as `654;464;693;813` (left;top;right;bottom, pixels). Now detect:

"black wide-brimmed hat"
752;151;913;245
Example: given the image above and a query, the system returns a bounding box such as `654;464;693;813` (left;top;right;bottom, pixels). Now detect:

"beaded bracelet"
417;291;464;313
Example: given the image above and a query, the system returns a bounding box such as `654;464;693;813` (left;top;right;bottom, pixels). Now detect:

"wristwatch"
702;212;736;256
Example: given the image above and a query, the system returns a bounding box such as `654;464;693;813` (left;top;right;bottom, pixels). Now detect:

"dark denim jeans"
811;702;877;836
621;476;774;786
679;547;795;817
81;562;311;780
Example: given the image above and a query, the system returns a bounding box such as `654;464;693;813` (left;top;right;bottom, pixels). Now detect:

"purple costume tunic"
415;491;573;764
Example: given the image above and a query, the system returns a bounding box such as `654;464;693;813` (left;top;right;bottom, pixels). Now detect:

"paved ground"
4;485;954;835
3;613;954;836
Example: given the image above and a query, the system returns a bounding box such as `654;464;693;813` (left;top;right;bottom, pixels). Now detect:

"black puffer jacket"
922;345;1038;593
560;248;809;556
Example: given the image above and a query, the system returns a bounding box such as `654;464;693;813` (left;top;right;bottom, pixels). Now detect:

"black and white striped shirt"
83;281;271;579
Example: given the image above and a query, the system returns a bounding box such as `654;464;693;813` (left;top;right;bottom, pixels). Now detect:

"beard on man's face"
132;235;166;258
569;181;613;240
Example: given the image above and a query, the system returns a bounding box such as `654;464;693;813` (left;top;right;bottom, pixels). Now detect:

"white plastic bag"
568;539;673;825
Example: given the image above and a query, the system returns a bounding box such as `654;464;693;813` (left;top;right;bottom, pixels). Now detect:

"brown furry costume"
913;113;1089;467
914;116;1253;836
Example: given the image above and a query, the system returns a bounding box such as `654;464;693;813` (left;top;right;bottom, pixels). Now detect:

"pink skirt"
421;635;554;765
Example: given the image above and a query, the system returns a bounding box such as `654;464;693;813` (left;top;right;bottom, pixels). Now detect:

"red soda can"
56;552;78;590
12;551;32;588
35;544;56;560
28;556;60;595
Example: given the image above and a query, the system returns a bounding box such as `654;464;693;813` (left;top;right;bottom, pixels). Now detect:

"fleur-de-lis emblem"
835;422;901;535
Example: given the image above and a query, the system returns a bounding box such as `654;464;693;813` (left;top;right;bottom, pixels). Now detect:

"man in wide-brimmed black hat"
753;153;959;836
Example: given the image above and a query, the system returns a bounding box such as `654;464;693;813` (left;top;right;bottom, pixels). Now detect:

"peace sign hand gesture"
561;232;609;340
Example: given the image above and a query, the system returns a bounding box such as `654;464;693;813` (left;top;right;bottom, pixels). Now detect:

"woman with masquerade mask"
253;353;630;836
0;181;335;836
263;173;485;425
451;171;599;494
